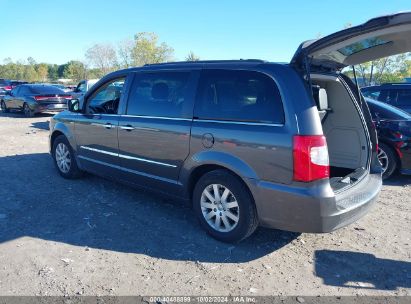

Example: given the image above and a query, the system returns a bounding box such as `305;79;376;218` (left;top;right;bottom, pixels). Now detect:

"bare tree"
185;51;200;61
117;39;134;68
85;43;118;76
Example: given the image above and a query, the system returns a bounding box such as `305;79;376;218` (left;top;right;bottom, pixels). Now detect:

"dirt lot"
0;112;410;296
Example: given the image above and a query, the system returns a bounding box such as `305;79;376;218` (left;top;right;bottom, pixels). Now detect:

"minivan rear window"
194;70;284;124
127;72;191;118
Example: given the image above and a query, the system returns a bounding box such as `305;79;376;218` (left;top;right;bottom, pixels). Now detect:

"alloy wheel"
377;147;389;174
200;184;240;232
55;143;71;173
23;104;31;116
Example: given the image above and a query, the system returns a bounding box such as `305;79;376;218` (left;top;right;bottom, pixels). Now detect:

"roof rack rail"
144;59;266;67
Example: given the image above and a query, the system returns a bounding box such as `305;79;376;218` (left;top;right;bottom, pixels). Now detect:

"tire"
378;143;398;180
52;135;83;179
193;169;259;243
1;100;9;113
23;103;34;117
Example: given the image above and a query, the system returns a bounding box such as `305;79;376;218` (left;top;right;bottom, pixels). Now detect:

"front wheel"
378;143;398;180
1;100;9;113
52;135;83;179
193;169;258;243
23;103;34;117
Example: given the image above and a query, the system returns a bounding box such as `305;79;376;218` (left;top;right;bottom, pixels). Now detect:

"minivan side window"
85;78;125;114
127;72;191;118
194;70;285;124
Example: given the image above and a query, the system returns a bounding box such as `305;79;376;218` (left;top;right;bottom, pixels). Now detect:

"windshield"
366;98;411;120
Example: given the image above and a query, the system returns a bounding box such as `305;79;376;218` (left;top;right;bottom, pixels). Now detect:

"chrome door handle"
120;125;134;131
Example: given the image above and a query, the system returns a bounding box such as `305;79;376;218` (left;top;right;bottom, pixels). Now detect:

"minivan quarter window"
194;70;285;124
85;78;125;114
127;72;192;118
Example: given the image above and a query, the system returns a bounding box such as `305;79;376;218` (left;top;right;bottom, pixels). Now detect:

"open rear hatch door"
291;12;411;71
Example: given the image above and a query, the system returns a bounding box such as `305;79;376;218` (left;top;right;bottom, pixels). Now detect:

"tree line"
0;32;200;84
1;31;410;86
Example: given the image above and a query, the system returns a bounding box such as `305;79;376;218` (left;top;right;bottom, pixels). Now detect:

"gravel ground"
0;112;410;296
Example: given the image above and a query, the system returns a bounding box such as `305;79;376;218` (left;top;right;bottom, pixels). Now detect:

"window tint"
30;86;65;94
127;72;191;118
11;87;21;96
19;86;32;95
195;70;284;124
86;78;125;114
361;89;380;100
378;89;397;104
367;100;411;120
396;89;411;106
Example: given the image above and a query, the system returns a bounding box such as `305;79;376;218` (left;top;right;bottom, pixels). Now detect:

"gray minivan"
49;13;411;242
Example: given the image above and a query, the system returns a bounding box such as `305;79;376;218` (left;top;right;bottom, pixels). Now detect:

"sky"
1;0;410;65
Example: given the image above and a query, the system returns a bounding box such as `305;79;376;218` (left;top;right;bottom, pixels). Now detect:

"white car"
71;79;100;98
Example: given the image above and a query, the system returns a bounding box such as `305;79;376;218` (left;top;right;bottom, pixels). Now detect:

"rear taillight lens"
293;135;329;182
34;96;49;101
4;86;12;91
63;95;72;99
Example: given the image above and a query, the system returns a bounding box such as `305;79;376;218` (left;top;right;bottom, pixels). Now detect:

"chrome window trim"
80;146;177;168
193;119;284;127
121;114;192;121
119;115;284;126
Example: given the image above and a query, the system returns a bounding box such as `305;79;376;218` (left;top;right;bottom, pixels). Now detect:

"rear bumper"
33;103;67;113
246;172;382;233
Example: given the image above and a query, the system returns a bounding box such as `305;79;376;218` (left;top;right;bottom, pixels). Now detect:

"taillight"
293;135;329;182
63;95;72;99
34;96;50;101
4;86;12;91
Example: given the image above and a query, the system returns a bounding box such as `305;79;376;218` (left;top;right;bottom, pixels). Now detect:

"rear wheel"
0;100;9;113
193;169;258;243
52;135;83;179
23;103;34;117
378;143;397;180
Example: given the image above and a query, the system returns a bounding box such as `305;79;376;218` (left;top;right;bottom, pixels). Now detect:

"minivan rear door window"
291;12;411;71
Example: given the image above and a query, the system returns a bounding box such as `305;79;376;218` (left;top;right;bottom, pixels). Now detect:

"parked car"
71;79;99;98
0;79;12;97
366;97;411;179
1;84;72;117
50;12;411;242
10;80;28;89
361;83;411;113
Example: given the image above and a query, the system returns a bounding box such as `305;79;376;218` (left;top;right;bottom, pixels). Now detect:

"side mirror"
67;99;80;112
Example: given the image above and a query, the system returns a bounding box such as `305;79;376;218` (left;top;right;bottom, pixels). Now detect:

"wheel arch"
182;151;258;202
379;140;402;170
50;123;77;154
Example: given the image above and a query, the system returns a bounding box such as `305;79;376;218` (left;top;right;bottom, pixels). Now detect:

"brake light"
293;135;329;182
34;96;49;101
4;86;12;91
63;95;72;99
